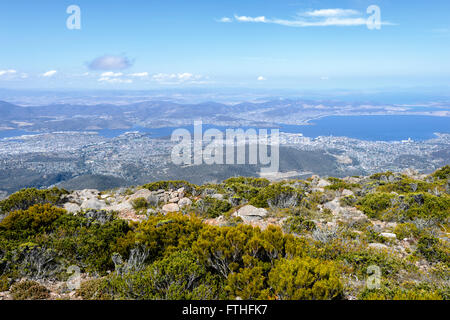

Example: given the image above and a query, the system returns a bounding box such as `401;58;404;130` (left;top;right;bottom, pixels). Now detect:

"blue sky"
0;0;449;90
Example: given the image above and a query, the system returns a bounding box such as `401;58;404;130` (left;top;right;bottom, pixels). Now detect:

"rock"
64;202;81;214
211;193;224;200
234;205;268;222
323;199;342;214
146;208;157;215
341;189;354;197
368;243;389;251
178;197;192;207
128;189;153;202
107;201;133;212
317;179;331;188
169;197;179;203
153;189;165;195
146;194;159;207
380;232;397;240
161;203;180;213
80;199;106;210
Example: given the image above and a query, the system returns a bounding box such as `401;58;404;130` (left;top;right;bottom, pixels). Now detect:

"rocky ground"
0;167;448;300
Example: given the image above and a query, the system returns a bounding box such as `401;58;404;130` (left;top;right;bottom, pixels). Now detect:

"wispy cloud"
0;69;17;76
98;77;132;84
42;70;57;77
217;17;232;23
100;72;123;78
302;9;360;17
219;8;395;28
152;72;206;84
257;76;266;81
129;72;149;77
88;55;133;70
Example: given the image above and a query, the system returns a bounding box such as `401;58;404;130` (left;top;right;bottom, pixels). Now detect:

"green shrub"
0;187;68;213
250;183;303;208
76;278;111;300
224;177;270;188
130;197;148;210
394;223;419;239
193;197;232;218
104;250;219;300
143;181;194;193
416;235;448;263
0;204;66;240
432;165;450;180
284;216;316;234
10;280;50;300
357;193;395;219
268;257;343;300
0;275;10;291
325;178;360;191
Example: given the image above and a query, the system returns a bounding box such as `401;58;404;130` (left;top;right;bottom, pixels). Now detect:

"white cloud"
42;70;57;77
129;72;149;77
0;69;17;76
100;72;123;78
222;8;395;28
98;77;132;84
303;9;359;17
234;15;266;23
152;72;203;83
218;17;232;23
257;76;266;81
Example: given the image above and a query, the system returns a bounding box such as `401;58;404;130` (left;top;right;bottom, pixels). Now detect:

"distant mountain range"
1;99;447;133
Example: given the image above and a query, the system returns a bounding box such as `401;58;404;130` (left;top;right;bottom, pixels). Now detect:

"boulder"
80;199;107;210
317;179;331;188
380;232;397;240
64;202;81;214
211;194;224;200
169;197;179;203
128;189;153;202
178;197;192;207
341;189;354;197
161;203;180;213
234;205;268;222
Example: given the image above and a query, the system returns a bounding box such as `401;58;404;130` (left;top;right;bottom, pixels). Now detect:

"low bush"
10;280;50;300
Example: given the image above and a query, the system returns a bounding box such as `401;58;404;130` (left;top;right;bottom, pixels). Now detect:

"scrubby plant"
416;235;449;264
0;187;68;213
10;280;50;300
432;165;450;180
193;197;232;218
130;197;148;210
143;180;194;194
250;183;303;208
268;256;343;300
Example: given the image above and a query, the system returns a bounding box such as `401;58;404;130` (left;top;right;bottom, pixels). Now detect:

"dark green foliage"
143;180;194;193
284;216;316;234
357;193;395;219
193;197;232;218
250;183;303;208
0;187;68;213
416;235;449;263
432;165;450;180
10;280;50;300
223;177;270;188
130;197;148;210
325;177;360;191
